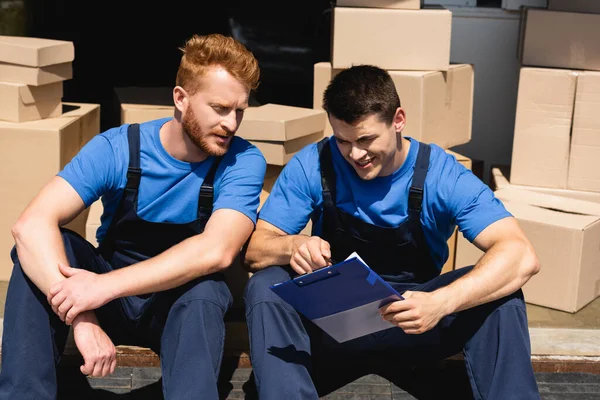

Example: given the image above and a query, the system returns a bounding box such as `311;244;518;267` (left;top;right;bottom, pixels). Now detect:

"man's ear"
173;86;188;113
393;107;406;133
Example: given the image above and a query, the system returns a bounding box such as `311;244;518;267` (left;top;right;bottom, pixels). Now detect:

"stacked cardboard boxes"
0;36;73;123
0;36;100;280
455;1;600;313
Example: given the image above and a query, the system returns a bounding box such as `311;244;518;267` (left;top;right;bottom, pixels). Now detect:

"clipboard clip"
293;268;341;287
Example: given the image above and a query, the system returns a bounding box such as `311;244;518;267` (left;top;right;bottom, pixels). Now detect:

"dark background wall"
22;0;333;131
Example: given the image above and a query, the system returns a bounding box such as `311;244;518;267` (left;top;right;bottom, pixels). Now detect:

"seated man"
243;65;541;400
0;34;266;399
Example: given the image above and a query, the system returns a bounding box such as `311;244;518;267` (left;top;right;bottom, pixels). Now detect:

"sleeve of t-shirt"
57;133;119;208
258;152;317;235
448;168;513;243
213;147;267;224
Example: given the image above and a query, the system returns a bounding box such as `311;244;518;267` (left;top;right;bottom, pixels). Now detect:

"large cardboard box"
510;68;577;189
332;7;451;71
336;0;420;9
520;9;600;71
313;62;473;149
568;72;600;193
0;36;74;67
0;81;62;122
250;131;325;166
0;103;100;280
496;189;600;313
236;104;326;142
548;0;600;14
0;61;72;86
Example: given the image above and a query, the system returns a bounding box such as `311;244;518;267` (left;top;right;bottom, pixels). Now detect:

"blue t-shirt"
259;137;511;270
58;118;267;244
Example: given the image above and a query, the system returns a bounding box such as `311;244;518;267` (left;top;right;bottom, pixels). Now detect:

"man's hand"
379;291;449;335
290;236;332;275
48;262;114;325
72;312;116;377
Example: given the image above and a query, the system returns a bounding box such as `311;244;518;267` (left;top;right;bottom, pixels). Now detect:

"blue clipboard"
269;256;403;343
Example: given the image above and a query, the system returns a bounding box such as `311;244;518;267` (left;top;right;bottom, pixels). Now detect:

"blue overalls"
0;123;232;399
244;138;540;400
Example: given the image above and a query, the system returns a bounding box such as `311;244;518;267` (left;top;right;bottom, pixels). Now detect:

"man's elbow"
11;216;33;244
520;241;540;279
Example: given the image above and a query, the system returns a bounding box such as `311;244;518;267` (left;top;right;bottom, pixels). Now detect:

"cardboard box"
455;187;600;313
0;36;74;67
568;72;600;193
85;199;104;248
0;81;62;122
520;9;600;71
332;7;451;71
548;0;600;14
510;68;577;189
336;0;420;9
313;63;473;149
0;61;72;86
121;103;174;124
0;103;100;280
236;104;326;142
250;131;325;166
496;189;600;313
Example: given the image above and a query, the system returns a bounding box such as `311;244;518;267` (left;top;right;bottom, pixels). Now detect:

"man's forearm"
102;232;240;300
12;220;70;296
433;238;539;315
244;231;309;271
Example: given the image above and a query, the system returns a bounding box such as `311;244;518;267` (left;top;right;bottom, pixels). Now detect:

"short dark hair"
322;65;401;126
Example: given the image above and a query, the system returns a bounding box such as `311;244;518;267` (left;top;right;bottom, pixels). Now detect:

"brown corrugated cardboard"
510;68;577;189
121;104;174;124
504;197;600;313
0;61;72;86
313;62;473;149
332;7;451;71
0;81;62;122
236;104;326;141
548;0;600;14
493;167;600;202
456;186;600;313
521;9;600;71
250;131;325;166
336;0;420;9
0;103;100;280
85;200;104;248
568;72;600;193
0;36;74;67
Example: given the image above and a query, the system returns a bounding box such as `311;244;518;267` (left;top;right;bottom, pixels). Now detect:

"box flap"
0;36;74;67
502;198;599;229
0;103;98;131
491;167;510;189
237;104;326;141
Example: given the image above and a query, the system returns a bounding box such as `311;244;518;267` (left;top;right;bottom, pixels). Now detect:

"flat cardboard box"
568;72;600;193
121;103;174;124
336;0;420;9
0;81;62;122
250;131;325;166
0;61;72;86
510;67;577;189
332;7;451;71
520;9;600;71
0;103;100;280
236;104;326;142
548;0;600;14
0;36;74;67
313;62;473;149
